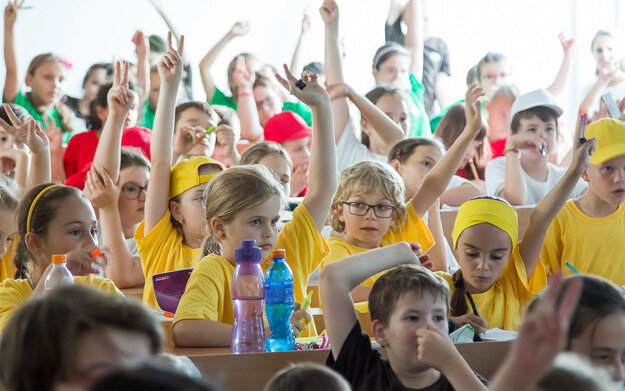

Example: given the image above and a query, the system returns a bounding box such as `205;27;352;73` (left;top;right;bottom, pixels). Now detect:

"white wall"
5;0;624;132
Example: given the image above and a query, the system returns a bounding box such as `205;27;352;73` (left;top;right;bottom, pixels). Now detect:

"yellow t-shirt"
0;236;18;282
174;204;328;337
436;244;547;331
0;274;123;331
135;210;200;309
541;200;625;285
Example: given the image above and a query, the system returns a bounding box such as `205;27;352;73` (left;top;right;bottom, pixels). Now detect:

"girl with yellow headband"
0;183;124;331
439;136;596;332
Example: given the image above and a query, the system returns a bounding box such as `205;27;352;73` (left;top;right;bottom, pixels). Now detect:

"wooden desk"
178;340;511;391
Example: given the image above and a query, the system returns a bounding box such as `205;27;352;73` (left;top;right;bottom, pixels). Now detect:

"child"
0;183;125;331
443;135;595;332
212;105;241;167
264;363;350;391
320;244;487;390
485;89;587;205
0;285;162;391
62;62;112;120
2;1;75;145
172;101;220;162
319;84;484;295
476;52;510;99
90;365;217;391
240;141;293;198
541;118;625;285
172;66;337;346
485;85;517;158
134;33;225;309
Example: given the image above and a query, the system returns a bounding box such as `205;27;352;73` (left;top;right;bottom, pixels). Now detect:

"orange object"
91;248;103;259
51;254;67;264
270;248;286;258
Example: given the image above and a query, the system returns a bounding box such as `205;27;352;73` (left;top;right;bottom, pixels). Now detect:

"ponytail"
450;269;469;317
56;100;75;136
13;237;30;280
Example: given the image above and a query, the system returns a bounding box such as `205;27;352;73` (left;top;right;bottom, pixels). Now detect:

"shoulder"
0;279;31;299
75;275;124;296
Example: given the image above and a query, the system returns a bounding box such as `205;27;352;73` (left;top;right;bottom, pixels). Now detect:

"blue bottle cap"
235;240;261;262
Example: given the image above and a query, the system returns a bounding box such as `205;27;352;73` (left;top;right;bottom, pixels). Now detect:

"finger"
556;276;582;325
177;34;184;56
121;61;129;87
282;64;297;82
0;117;13;134
274;73;290;91
114;61;121;86
291;319;307;333
4;104;23;127
167;31;172;50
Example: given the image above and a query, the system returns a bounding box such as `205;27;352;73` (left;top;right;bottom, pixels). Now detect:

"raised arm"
3;0;23;103
320;242;423;358
198;21;249;102
545;33;574;97
132;31;151;108
405;0;424;82
412;84;484;216
276;65;336;231
148;0;189;64
290;11;312;75
579;59;618;116
232;56;263;142
144;32;184;233
320;0;350;143
499;131;547;205
92;61;134;181
327;82;405;150
519;121;594;280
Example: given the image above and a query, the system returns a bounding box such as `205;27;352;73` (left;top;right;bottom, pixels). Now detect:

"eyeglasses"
342;201;396;218
121;184;148;199
480;72;509;82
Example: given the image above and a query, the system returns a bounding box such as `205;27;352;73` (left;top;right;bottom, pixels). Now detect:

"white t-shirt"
336;119;387;173
485;156;587;205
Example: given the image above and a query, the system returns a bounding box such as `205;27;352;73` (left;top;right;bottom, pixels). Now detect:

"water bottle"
264;249;295;352
90;248;106;278
231;240;266;354
44;254;74;293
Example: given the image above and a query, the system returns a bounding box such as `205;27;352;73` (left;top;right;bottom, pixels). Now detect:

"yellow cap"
586;118;625;165
51;254;67;264
452;198;518;249
169;156;225;199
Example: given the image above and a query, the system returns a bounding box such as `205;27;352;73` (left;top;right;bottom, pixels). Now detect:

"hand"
173;125;212;157
65;248;101;276
157;31;184;85
83;166;120;210
319;0;339;27
325;82;352;101
290;302;312;337
215;125;236;151
569;135;595;175
275;65;330;108
228;21;250;37
107;61;135;119
598;59;619;84
3;0;23;29
44;116;63;157
289;163;308;196
406;242;433;270
505;133;545;154
450;313;488;335
0;148;26;175
232;55;254;90
0;104;50;155
559;32;574;57
463;83;485;135
301;11;312;33
416;324;458;371
132;30;149;59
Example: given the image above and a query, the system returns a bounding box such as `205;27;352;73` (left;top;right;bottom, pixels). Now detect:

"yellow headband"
452;198;518;249
26;185;61;233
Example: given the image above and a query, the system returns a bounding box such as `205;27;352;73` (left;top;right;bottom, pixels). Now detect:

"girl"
0;285;162;391
240;141;293;198
135;33;225;310
3;1;75;145
172;66;337;347
0;183;124;331
442;136;595;332
63;62;112;120
319;84;484;296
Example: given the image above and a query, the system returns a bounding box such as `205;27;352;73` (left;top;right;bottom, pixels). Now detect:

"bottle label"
264;280;294;304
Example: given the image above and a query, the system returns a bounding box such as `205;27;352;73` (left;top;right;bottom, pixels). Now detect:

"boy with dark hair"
320;242;487;391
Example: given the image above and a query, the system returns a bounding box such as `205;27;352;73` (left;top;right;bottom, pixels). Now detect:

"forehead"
282;137;311;149
346;189;391;204
594;35;615;48
119;165;149;183
0;207;16;233
53;196;96;224
253;85;278;99
590;312;625;349
376;93;407;111
34;60;66;76
518;114;556;126
258;153;291;175
392;289;447;315
238;194;282;218
178;107;211;123
406;145;444;164
457;222;512;250
480;60;509;75
379;54;409;69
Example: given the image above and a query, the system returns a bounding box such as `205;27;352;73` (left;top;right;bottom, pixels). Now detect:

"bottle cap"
51;254;67;264
235;240;261;263
270;248;286;258
91;248;102;258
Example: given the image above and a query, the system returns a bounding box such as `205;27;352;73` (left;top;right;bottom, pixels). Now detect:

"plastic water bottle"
264;249;295;352
231;240;266;354
44;254;74;293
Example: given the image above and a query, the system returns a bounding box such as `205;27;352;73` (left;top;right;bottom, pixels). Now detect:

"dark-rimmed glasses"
342;201;396;218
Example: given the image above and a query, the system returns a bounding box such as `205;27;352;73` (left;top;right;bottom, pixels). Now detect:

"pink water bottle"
231;240;266;353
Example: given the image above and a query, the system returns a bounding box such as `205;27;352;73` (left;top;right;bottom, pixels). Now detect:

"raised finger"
167;31;173;50
121;61;129;87
557;276;582;324
0;118;14;135
177;34;184;56
114;61;121;86
282;64;297;82
4;104;23;127
274;73;290;92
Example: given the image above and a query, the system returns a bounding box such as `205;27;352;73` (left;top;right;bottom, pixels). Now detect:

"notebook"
152;268;194;314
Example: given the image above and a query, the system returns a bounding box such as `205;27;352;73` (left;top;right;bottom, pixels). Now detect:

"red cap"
263;111;312;143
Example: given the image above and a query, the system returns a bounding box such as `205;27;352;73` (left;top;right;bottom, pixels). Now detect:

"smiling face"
337;190;398;249
455;223;512;293
583;155;625;209
117;165;150;232
373;54;411;91
27;60;66;107
392;145;443;200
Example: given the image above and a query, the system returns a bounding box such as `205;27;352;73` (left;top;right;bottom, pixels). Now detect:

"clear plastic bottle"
90;248;106;278
231;240;266;354
264;248;295;352
43;254;74;293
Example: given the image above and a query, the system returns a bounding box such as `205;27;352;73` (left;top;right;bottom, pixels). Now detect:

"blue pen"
566;262;580;274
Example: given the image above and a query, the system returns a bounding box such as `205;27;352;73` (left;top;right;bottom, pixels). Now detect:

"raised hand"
301;11;312;33
215;124;236;150
464;83;485;135
275;65;330;108
559;32;574;56
107;61;135;119
83;166;120;210
158;31;184;85
132;30;149;59
0;104;49;155
229;21;249;37
319;0;339;27
232;55;254;90
3;0;23;28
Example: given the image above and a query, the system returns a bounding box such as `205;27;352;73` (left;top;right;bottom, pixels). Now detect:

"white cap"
509;89;563;123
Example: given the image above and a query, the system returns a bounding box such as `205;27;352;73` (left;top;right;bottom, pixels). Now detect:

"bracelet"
503;147;519;155
237;91;253;98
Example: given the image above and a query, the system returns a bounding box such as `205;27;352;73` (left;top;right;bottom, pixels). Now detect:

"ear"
581;168;591;183
389;158;402;174
210;216;226;240
24;232;43;259
169;200;184;223
335;202;346;223
372;67;378;79
361;118;371;136
371;319;389;347
96;105;108;123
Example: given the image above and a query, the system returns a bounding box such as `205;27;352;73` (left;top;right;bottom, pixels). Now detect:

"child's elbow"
172;320;197;348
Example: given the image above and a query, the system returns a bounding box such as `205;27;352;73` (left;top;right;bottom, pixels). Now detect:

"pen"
466;290;480;317
299;290;314;324
566;262;580;274
186;126;216;139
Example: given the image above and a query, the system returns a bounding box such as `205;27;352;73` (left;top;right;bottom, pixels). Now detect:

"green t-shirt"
6;90;74;145
209;86;313;126
137;100;155;129
407;74;432;139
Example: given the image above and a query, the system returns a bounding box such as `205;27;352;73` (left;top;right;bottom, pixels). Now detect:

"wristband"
503;147;519;155
237;91;252;98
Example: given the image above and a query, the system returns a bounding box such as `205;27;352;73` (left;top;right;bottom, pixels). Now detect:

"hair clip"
295;79;307;90
60;57;73;70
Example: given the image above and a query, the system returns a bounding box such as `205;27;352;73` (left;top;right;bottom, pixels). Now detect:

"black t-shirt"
385;17;451;117
326;322;486;391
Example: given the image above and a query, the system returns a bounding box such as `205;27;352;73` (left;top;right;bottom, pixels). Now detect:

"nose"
138;188;147;203
85;231;98;251
262;222;274;238
364;206;377;219
612;359;624;382
614;168;625;183
475;257;488;271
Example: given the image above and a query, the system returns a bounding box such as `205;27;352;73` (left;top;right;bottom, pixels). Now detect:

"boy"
485;89;587;205
320;242;487;390
542;118;625;285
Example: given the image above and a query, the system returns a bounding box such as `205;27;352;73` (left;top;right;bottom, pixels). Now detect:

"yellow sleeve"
500;244;547;299
381;201;435;253
540;214;564;276
319;240;353;270
0;279;31;332
0;237;18;281
173;255;232;325
75;275;125;297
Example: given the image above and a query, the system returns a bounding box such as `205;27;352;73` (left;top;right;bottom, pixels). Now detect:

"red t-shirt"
63;126;152;189
490;138;507;159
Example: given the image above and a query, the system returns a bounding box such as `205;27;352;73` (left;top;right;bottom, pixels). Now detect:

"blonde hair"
199;165;286;258
330;161;406;233
240;141;293;171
